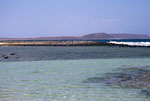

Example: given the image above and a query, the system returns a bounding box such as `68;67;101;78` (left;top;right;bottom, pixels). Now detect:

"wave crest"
108;41;150;46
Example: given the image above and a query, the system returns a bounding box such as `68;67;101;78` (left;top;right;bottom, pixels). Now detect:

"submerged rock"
1;53;19;60
83;66;150;97
141;90;150;97
83;77;106;83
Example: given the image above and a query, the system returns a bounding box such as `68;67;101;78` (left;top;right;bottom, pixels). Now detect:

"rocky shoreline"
0;40;150;47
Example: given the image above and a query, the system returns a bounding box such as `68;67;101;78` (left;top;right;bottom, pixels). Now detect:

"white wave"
108;41;150;46
0;43;6;45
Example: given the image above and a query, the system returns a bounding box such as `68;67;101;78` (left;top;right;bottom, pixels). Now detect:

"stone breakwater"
0;40;150;47
0;41;104;46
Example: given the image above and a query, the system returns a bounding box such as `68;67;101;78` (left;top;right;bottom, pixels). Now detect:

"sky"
0;0;150;38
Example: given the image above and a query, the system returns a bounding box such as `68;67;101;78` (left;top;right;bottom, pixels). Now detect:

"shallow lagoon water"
0;58;150;101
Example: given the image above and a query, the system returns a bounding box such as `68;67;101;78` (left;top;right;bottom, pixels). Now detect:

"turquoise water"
0;58;150;101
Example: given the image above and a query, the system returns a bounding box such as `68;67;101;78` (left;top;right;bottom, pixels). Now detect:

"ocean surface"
0;45;150;101
97;39;150;46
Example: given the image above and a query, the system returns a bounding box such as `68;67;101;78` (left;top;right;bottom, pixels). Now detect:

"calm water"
1;46;150;61
0;46;150;101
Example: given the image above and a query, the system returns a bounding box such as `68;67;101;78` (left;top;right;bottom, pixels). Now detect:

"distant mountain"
82;33;112;39
0;33;150;40
82;33;150;39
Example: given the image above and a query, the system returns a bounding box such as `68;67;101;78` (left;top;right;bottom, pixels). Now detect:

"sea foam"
0;43;5;45
108;41;150;46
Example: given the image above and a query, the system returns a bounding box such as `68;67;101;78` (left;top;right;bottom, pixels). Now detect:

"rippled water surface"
1;46;150;61
0;58;150;101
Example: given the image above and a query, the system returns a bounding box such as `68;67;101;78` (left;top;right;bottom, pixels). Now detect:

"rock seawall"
0;41;150;47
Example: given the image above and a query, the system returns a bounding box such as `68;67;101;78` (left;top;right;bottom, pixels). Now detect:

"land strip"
0;40;150;47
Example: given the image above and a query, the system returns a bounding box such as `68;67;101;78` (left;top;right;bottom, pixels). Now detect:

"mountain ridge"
0;33;150;40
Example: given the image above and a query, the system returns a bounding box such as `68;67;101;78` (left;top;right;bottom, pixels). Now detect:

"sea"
94;39;150;46
0;39;150;101
103;39;150;46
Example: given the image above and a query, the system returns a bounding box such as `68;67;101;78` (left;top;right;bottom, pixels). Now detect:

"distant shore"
0;40;150;47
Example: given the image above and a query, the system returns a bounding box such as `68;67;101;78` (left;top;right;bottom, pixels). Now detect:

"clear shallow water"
0;58;150;101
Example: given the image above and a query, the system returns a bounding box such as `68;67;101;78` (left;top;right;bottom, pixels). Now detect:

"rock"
2;55;9;59
141;90;150;97
10;53;16;55
4;56;9;59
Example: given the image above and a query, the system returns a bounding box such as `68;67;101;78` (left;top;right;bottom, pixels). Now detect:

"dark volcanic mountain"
0;33;150;40
82;33;113;39
82;33;150;39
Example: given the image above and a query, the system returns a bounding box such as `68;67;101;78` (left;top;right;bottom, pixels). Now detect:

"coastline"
0;40;150;47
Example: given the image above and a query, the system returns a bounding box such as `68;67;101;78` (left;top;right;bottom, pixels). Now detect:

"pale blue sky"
0;0;150;38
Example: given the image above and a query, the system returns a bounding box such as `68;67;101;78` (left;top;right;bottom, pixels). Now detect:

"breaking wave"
108;41;150;46
0;43;5;45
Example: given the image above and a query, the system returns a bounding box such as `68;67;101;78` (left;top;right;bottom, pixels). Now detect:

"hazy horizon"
0;0;150;38
1;32;150;38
